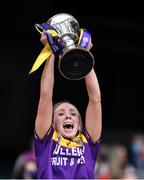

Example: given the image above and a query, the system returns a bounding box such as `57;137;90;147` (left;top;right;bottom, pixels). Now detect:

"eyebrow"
56;108;77;112
57;109;65;112
69;109;77;112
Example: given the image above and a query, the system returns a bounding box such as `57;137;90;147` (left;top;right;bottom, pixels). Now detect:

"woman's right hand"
40;31;48;46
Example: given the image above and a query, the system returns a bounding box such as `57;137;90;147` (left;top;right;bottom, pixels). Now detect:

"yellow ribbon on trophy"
29;44;51;74
29;29;60;74
29;28;91;74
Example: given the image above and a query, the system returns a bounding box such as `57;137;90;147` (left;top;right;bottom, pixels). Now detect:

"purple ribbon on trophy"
34;23;91;55
34;23;64;56
78;28;91;49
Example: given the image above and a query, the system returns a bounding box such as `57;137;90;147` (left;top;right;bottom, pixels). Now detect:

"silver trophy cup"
47;13;95;80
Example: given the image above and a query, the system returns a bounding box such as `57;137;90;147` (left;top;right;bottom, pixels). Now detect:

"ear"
79;117;83;130
52;124;55;129
78;119;82;131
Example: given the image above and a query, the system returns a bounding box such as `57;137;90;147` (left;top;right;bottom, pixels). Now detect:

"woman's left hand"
87;41;93;50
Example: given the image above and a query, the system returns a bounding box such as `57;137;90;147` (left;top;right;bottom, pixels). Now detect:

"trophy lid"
47;13;78;26
46;13;80;38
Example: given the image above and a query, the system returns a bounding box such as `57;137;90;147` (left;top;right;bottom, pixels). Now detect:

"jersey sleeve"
34;126;54;157
82;128;101;161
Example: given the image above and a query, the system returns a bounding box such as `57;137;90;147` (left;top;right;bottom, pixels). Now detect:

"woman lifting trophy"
32;13;102;179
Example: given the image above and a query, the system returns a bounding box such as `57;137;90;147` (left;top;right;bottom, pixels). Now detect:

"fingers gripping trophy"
30;13;95;80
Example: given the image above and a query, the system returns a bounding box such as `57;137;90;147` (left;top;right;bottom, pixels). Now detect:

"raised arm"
85;68;102;143
35;32;55;139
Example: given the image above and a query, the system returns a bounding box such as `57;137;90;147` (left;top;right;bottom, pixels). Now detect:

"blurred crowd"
95;133;144;179
11;138;37;179
11;133;144;179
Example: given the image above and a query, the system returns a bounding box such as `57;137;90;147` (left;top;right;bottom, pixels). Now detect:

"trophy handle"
34;24;44;34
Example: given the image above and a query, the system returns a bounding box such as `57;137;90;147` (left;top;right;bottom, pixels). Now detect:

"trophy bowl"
59;47;94;80
47;13;95;80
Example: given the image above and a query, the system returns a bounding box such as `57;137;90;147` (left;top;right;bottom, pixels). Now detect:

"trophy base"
59;47;94;80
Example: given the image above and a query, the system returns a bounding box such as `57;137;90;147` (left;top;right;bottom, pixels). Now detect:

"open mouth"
63;122;74;130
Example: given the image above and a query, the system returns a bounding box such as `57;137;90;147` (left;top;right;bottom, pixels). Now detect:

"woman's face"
53;103;81;140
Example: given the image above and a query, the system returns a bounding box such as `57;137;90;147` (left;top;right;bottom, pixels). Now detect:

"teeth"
64;122;73;126
63;122;74;129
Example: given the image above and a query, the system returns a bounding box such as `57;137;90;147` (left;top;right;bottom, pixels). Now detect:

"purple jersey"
34;126;100;179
